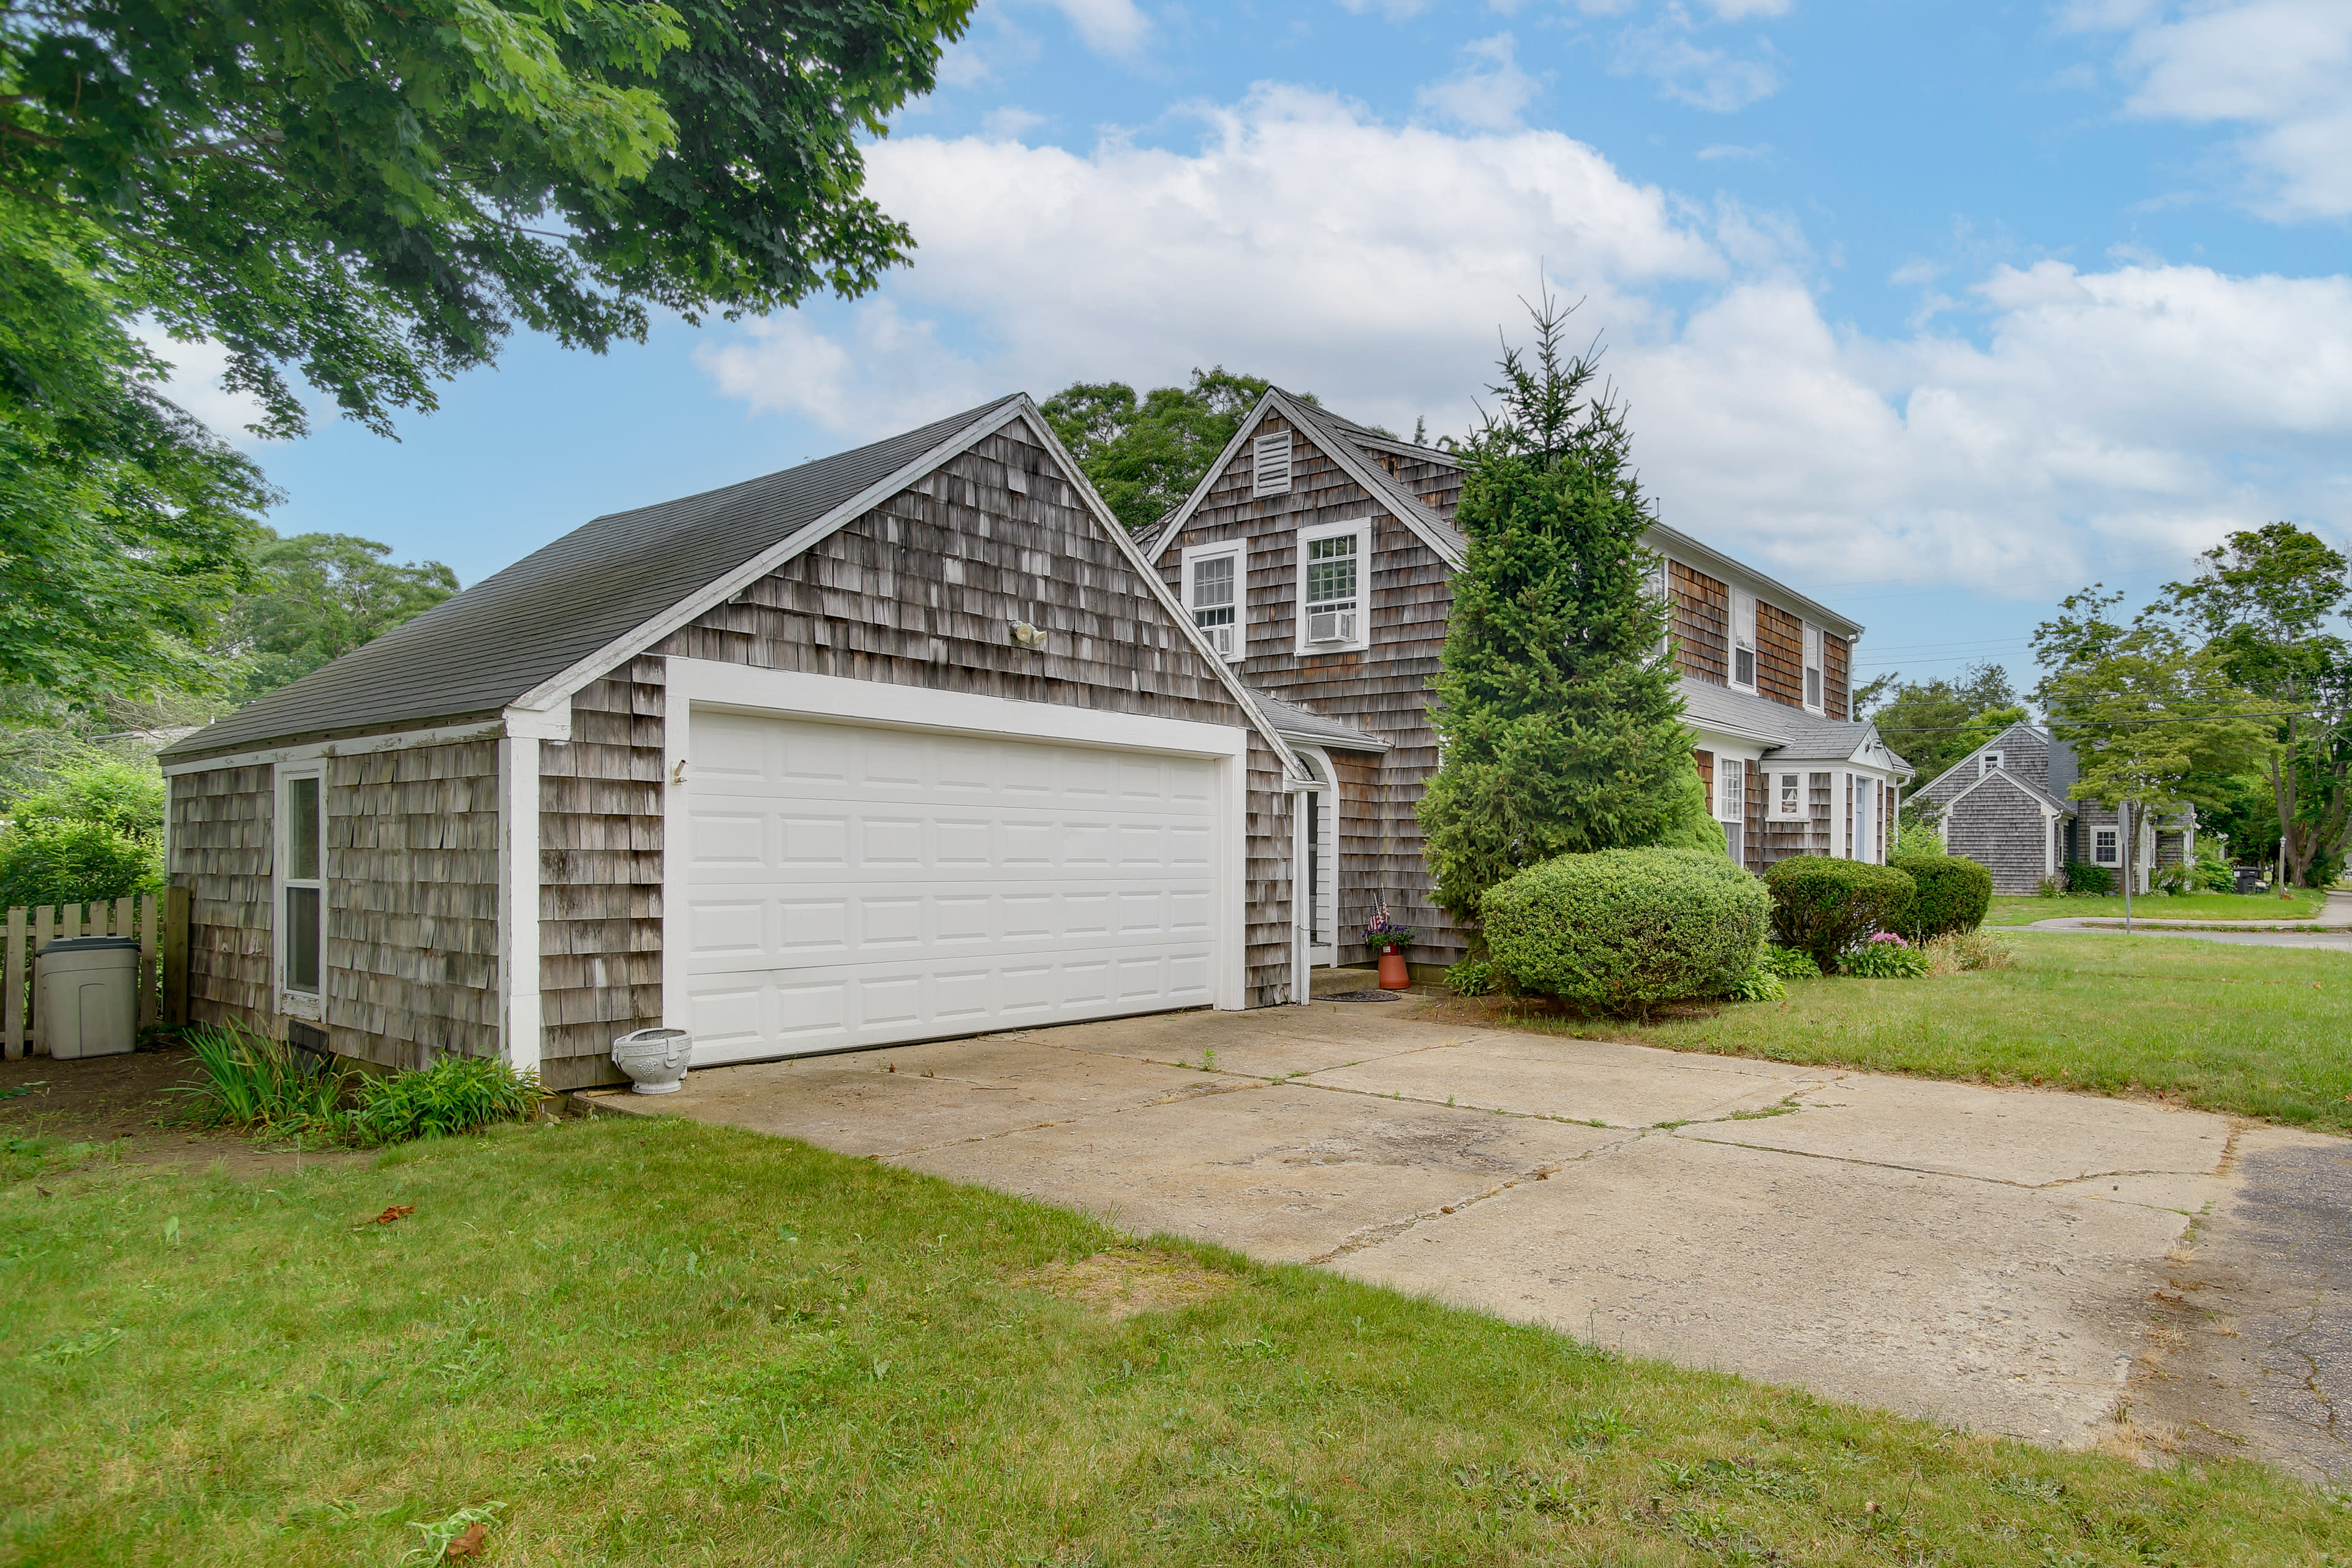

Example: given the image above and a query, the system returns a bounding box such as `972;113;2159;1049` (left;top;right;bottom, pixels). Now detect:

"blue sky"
161;0;2352;700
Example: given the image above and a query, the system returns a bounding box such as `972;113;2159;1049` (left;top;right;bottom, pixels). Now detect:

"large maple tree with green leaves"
1;0;971;706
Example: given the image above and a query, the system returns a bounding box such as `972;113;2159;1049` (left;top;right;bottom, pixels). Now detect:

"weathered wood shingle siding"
170;765;274;1031
1825;635;1850;720
538;659;666;1091
642;421;1296;1019
1757;603;1806;709
326;739;502;1068
1159;414;1460;967
1670;562;1732;684
1945;778;2056;894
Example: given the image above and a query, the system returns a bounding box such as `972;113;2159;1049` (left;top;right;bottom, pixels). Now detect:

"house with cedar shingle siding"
1145;389;1913;974
1916;721;2195;895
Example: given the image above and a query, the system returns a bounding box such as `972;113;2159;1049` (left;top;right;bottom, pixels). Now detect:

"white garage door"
682;709;1222;1063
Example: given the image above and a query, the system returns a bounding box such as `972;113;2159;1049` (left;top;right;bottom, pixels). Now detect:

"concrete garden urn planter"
611;1027;693;1095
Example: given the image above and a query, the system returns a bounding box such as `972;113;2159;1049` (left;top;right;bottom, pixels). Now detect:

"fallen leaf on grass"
362;1205;416;1227
445;1522;488;1558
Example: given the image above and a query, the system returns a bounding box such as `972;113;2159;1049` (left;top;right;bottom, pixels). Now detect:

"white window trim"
1980;751;2005;777
1712;751;1752;823
1251;429;1294;498
1180;541;1246;663
1776;770;1803;819
1732;589;1759;693
274;763;326;1023
1294;517;1373;656
2093;826;2120;866
1801;623;1825;715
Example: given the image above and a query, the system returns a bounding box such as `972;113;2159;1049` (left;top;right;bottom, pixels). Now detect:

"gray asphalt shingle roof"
161;396;1025;761
1245;690;1387;752
1678;678;1913;772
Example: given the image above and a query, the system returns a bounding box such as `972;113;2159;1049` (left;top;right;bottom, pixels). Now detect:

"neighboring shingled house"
1914;722;2195;895
1145;388;1914;974
159;397;1324;1088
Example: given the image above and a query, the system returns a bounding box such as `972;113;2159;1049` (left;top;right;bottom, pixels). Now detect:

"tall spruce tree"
1417;296;1692;926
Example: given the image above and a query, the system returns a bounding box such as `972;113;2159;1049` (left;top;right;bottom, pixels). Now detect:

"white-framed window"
1295;518;1371;654
2094;827;2119;865
1181;542;1245;661
1732;589;1758;691
1252;429;1293;498
1778;771;1801;818
1717;757;1745;821
1802;624;1824;713
277;766;325;1012
1980;751;2005;777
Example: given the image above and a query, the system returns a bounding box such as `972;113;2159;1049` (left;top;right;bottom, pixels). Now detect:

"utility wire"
1869;710;2322;733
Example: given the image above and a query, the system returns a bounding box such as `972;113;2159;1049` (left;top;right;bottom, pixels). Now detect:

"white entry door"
681;709;1223;1063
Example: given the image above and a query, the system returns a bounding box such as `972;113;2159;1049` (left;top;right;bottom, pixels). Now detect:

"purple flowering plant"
1364;902;1417;952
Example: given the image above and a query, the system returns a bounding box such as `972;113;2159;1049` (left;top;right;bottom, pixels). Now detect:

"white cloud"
981;105;1049;140
1695;141;1770;160
132;325;279;445
1611;7;1782;111
1415;33;1543;130
695;86;2352;597
2081;0;2352;219
1012;0;1152;56
1336;0;1434;21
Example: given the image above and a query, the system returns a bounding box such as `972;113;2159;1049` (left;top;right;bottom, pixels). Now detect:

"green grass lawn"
1510;933;2352;1133
6;1114;2346;1566
1985;889;2329;925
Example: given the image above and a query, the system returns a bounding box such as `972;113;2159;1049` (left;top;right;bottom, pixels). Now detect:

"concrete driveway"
579;998;2345;1475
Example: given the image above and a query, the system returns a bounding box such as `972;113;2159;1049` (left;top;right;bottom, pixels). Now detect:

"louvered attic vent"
1252;431;1293;497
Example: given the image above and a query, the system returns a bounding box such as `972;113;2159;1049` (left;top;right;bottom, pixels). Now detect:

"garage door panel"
684;713;1223;1063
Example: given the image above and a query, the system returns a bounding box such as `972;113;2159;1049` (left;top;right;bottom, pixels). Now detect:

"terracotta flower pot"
1376;951;1411;989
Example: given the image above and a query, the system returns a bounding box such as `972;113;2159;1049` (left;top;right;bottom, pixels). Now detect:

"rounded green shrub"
1763;856;1917;974
1888;852;1992;939
1444;958;1497;997
1480;847;1771;1014
1757;944;1822;981
2064;860;2113;895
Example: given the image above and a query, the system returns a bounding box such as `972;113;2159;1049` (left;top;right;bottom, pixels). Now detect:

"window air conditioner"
1306;609;1356;645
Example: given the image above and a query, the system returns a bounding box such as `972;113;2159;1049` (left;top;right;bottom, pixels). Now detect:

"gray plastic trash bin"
36;935;140;1059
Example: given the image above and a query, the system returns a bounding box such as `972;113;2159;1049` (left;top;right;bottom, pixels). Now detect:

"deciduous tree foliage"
1417;298;1691;927
0;214;270;707
2150;524;2352;888
224;532;459;699
1855;662;2026;806
1041;369;1286;534
3;0;975;435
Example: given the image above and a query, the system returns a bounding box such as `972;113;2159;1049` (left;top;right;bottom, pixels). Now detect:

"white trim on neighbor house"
1180;540;1246;663
1251;429;1294;497
1289;744;1340;969
657;659;1257;1031
1803;624;1825;715
1295;516;1374;657
1730;590;1760;693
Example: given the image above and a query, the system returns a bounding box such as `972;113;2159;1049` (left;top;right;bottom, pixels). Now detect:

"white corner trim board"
499;734;543;1076
658;660;1255;1069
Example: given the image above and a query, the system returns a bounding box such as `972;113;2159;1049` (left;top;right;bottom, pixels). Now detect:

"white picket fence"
3;895;164;1059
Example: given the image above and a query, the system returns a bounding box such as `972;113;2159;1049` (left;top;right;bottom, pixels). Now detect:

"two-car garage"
667;662;1251;1065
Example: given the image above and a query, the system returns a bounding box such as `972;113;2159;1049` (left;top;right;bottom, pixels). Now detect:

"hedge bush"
1763;856;1917;974
2064;860;2113;895
1481;847;1771;1014
1888;852;1992;939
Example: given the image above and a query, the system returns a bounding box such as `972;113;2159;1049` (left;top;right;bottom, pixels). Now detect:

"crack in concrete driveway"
578;1005;2344;1471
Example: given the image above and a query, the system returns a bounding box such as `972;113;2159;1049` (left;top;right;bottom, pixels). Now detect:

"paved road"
2022;889;2352;951
581;1001;2346;1473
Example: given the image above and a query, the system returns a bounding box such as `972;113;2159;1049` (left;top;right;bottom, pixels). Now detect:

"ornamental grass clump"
1888;852;1992;940
1763;856;1917;974
1481;847;1770;1016
178;1023;344;1139
347;1054;541;1147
